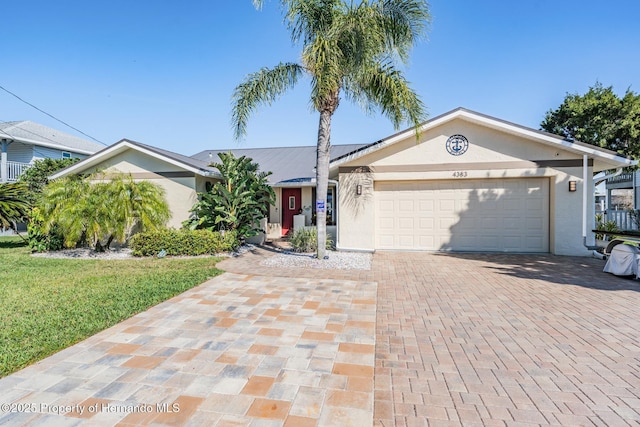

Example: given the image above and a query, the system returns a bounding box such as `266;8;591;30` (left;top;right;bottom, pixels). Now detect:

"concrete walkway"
1;247;639;426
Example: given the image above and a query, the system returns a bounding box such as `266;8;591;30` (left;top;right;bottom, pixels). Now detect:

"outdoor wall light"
568;181;577;192
356;184;362;195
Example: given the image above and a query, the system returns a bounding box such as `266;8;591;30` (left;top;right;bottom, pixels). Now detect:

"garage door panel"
375;178;549;252
398;235;415;248
503;217;520;229
418;200;434;211
398;217;414;229
379;200;394;212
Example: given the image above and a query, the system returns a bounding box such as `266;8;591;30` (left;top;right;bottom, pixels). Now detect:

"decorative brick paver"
1;246;639;426
373;251;640;427
0;268;376;426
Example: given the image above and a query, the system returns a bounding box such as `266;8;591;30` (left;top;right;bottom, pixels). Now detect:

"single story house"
50;140;222;229
51;108;636;256
191;144;367;238
0;121;104;183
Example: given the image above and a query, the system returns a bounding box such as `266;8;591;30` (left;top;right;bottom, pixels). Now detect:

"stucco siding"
82;149;199;229
336;118;594;256
338;170;375;251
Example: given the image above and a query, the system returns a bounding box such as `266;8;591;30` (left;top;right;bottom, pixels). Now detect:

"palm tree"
40;174;170;251
232;0;429;258
0;182;30;231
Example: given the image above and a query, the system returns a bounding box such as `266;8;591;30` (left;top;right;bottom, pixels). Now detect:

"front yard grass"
0;236;223;378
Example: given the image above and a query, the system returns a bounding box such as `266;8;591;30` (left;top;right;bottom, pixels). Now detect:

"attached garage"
374;178;549;252
333;108;636;256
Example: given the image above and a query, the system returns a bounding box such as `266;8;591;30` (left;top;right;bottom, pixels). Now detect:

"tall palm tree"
232;0;429;258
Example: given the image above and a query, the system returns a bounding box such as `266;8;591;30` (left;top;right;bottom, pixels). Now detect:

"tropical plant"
232;0;430;258
595;213;621;241
0;182;30;232
185;152;274;238
289;227;333;253
39;173;170;251
18;157;80;205
27;207;64;252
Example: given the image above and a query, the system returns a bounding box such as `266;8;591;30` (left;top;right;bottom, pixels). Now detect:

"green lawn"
0;236;223;377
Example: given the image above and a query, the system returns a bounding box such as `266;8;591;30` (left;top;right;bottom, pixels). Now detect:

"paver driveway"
372;252;640;427
0;249;639;426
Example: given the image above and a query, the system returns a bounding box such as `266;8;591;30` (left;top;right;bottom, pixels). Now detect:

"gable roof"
50;139;220;179
191;144;367;185
330;107;637;172
0;121;104;155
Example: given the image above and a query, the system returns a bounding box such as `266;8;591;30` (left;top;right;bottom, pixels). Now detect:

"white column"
0;140;8;183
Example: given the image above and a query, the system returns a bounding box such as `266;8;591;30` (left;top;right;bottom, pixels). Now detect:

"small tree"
39;173;170;251
186;152;274;238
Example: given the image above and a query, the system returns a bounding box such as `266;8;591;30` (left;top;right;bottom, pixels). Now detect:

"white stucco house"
51;108;636;256
0;121;104;183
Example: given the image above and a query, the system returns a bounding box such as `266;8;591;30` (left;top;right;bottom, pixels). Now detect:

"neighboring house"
603;171;640;230
0;121;104;183
51;108;635;256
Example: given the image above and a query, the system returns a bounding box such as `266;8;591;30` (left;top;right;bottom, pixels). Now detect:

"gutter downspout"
328;179;339;249
583;154;600;251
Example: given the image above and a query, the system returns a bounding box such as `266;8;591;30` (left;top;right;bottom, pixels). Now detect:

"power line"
0;83;107;146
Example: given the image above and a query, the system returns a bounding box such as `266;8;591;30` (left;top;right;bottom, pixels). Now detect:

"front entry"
281;188;301;235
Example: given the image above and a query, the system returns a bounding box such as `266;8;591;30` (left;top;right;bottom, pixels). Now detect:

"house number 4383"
452;171;468;178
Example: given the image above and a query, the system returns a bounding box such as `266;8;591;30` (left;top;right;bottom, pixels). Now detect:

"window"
62;152;72;159
289;196;296;210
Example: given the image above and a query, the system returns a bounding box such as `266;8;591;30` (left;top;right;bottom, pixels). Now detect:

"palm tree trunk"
315;109;332;259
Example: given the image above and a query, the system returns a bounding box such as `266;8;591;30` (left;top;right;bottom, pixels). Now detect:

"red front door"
281;188;301;235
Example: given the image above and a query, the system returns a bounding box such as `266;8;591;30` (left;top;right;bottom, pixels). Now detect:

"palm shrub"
38;173;170;251
185;152;274;239
0;182;30;231
27;207;64;252
233;0;430;258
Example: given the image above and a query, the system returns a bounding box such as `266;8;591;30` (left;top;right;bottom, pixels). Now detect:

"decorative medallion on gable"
445;134;469;156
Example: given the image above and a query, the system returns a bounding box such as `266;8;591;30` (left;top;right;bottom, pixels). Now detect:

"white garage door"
375;178;549;252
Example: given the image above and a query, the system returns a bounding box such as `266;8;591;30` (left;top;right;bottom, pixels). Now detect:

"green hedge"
129;229;239;257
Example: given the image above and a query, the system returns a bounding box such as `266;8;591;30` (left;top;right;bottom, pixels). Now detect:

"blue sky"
1;0;638;155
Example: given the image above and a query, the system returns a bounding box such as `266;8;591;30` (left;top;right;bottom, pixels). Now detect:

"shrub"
27;207;64;252
595;213;620;241
289;228;333;253
129;229;239;257
18;157;80;205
